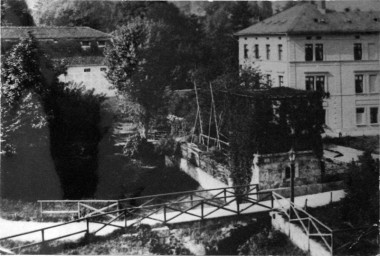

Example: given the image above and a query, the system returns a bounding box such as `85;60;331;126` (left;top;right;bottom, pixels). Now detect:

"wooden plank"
42;211;78;214
79;203;118;219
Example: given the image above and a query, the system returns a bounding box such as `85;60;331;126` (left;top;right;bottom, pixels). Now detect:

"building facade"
236;3;380;136
1;26;116;97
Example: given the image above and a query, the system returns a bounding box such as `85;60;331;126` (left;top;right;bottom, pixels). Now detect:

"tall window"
267;74;272;86
356;108;365;125
244;44;248;59
354;43;362;60
368;43;377;60
315;44;323;61
279;75;284;87
266;45;270;60
254;44;259;58
369;75;378;93
315;76;325;92
370;107;378;124
355;75;363;93
278;44;283;60
305;76;315;90
305;44;313;61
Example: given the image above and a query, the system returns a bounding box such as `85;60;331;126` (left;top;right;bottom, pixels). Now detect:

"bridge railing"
272;192;333;256
37;200;119;219
2;184;264;254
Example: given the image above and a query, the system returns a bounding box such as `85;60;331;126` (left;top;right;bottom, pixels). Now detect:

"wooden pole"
209;83;221;149
193;81;204;143
207;103;213;151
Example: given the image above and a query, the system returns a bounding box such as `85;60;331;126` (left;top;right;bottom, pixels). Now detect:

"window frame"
278;44;283;61
354;43;362;60
369;74;378;93
254;44;259;59
266;44;270;60
370;107;379;124
368;43;377;60
356;107;366;125
315;44;323;61
84;68;91;72
305;44;313;61
266;74;272;86
97;40;106;48
244;44;249;59
355;74;364;94
278;75;284;87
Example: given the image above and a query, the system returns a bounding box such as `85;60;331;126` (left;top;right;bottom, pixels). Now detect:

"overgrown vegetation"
1;33;110;199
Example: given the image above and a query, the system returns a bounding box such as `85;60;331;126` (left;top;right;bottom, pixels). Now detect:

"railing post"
201;201;204;220
77;202;80;219
86;218;90;236
163;205;167;223
41;229;45;243
40;201;43;218
224;188;227;203
124;210;127;228
271;193;274;209
190;194;193;207
236;200;240;215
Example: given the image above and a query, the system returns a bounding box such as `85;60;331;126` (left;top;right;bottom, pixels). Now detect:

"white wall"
238;32;380;136
59;65;116;97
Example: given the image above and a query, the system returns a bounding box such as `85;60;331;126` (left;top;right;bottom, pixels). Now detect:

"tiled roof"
236;3;380;36
1;26;111;39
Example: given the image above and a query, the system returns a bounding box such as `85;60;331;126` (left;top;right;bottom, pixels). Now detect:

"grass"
324;135;379;154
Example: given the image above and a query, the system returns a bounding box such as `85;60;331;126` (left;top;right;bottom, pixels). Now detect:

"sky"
26;0;380;12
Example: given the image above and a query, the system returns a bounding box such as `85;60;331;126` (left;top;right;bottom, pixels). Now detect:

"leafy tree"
341;151;379;226
1;33;52;149
1;0;34;26
104;18;178;138
1;34;62;200
2;33;109;199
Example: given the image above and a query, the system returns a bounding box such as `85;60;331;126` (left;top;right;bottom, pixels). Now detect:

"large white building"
236;3;380;136
1;26;116;97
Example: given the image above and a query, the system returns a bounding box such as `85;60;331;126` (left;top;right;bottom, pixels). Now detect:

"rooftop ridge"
235;3;380;36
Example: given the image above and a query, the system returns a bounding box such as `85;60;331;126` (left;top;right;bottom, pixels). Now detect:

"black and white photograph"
0;0;379;255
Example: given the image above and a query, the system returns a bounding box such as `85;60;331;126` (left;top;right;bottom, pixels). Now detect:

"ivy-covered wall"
253;151;321;191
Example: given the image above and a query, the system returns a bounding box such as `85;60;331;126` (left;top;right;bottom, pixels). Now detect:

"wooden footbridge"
0;184;335;255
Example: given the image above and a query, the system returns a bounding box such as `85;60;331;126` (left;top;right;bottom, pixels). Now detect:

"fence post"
201;201;204;220
86;218;90;236
271;193;274;209
163;205;167;224
124;210;127;228
77;202;80;219
40;202;43;218
224;188;227;203
236;200;240;215
190;194;193;207
41;229;45;243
